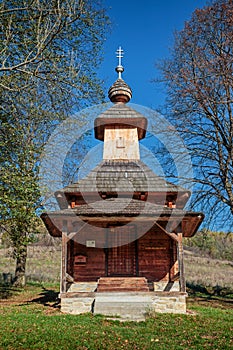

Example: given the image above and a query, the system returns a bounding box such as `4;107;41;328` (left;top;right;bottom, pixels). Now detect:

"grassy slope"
0;284;232;350
184;249;233;294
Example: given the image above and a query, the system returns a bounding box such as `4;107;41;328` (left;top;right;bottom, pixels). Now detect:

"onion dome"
108;78;132;103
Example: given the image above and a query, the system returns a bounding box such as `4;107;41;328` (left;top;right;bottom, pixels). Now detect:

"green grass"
0;284;232;350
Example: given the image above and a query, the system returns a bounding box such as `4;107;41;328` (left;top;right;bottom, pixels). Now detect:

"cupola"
94;47;147;160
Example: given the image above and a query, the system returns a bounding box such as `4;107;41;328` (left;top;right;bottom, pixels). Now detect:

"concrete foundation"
61;295;95;315
60;288;187;320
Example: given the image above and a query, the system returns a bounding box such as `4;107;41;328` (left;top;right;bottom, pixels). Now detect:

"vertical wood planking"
103;127;140;160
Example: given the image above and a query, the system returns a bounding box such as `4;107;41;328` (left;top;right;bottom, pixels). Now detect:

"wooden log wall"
137;229;172;282
66;224;178;283
72;243;105;281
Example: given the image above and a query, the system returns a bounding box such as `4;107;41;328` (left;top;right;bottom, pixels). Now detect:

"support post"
170;240;179;282
60;220;68;294
177;232;186;292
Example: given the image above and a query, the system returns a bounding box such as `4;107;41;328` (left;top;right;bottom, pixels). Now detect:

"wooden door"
107;226;137;276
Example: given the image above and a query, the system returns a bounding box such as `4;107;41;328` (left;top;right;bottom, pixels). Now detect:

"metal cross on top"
116;46;124;65
115;46;124;79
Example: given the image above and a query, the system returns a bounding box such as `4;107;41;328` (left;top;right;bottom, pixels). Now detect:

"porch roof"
41;198;204;238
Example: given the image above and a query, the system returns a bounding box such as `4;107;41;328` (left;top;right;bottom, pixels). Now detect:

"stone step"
97;284;149;289
68;282;98;293
94;292;152;321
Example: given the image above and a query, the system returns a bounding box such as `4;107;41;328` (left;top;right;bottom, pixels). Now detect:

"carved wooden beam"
170;272;180;282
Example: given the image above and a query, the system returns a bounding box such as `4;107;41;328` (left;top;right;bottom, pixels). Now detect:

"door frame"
105;224;139;277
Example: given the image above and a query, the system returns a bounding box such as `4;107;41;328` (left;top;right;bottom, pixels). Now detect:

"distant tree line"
184;229;233;261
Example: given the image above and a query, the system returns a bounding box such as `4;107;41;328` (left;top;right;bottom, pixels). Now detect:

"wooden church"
41;48;204;319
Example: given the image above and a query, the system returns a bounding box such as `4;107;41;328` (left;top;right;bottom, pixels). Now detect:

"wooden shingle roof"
59;160;188;194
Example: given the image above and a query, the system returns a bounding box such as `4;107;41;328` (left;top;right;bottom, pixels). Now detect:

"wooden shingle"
60;160;186;194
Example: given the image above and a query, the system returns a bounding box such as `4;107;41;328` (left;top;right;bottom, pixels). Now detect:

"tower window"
116;137;125;148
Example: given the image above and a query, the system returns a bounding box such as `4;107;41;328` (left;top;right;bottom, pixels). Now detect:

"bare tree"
156;0;233;230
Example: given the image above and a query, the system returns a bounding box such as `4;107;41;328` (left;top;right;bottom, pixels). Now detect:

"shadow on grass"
29;287;60;309
187;282;233;308
187;282;233;297
0;284;21;299
0;272;21;299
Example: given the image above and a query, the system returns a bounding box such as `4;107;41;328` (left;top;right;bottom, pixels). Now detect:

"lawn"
0;284;232;350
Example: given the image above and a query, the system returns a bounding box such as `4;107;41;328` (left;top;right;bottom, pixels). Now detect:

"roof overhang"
41;210;204;239
94;117;147;141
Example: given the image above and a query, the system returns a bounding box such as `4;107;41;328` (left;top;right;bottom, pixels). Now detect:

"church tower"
95;47;147;161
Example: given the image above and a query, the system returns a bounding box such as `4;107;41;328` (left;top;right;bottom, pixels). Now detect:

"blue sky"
99;0;208;109
96;0;232;231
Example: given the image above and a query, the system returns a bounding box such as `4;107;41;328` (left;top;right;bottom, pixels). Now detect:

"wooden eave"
41;209;204;239
94;103;148;141
94;118;147;141
61;190;190;210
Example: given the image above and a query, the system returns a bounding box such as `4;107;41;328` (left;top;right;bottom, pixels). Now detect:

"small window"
116;137;125;148
74;255;87;264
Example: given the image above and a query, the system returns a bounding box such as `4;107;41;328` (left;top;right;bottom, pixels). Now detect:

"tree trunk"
13;245;27;287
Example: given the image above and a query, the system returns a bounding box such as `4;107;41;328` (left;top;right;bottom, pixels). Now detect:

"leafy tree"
0;0;109;286
157;0;233;230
